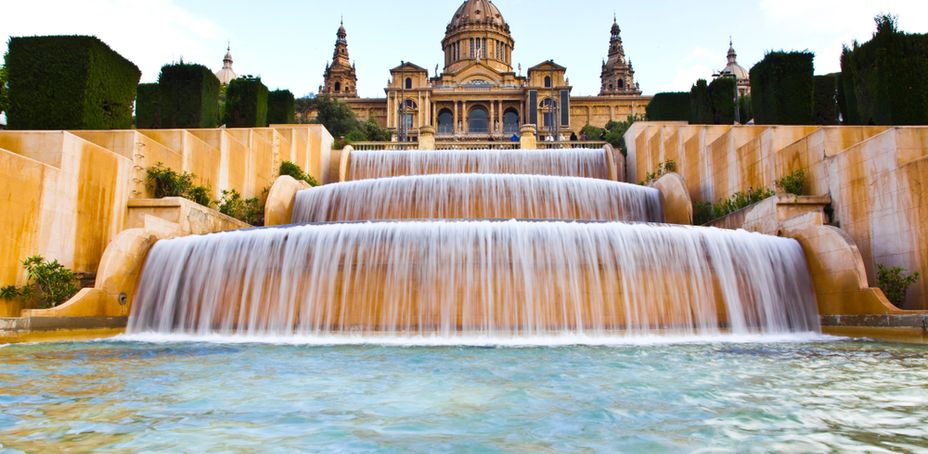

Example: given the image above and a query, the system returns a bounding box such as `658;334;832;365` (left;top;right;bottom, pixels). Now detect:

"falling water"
291;174;663;223
128;221;820;338
348;148;611;181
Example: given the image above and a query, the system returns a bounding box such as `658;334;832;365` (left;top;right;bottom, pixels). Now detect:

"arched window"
403;99;418;110
468;106;489;133
503;109;519;134
618;79;625;89
544;76;552;88
334;82;341;93
405;77;413;90
438;109;454;134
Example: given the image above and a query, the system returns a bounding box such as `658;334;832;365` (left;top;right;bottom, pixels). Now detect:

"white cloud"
759;0;928;73
0;0;224;82
667;47;717;91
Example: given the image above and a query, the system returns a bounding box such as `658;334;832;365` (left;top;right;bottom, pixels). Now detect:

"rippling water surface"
1;338;926;452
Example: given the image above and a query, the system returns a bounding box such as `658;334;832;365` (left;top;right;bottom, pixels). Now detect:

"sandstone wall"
626;123;928;309
0;125;333;288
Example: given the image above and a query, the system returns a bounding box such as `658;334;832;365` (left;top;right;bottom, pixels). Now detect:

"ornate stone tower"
599;16;641;96
321;20;358;98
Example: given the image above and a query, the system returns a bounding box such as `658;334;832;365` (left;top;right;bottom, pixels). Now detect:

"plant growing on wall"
279;161;319;187
640;160;677;185
877;264;920;308
3;256;79;308
776;169;807;195
693;187;776;224
216;189;263;226
146;163;212;207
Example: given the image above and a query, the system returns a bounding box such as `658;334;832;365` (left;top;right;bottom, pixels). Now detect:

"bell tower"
599;15;641;96
321;19;359;98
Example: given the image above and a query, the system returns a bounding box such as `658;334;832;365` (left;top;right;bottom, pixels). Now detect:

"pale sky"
2;0;927;98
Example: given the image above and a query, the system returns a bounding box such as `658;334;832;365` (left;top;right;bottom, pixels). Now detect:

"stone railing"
437;141;520;150
349;142;420;151
536;141;608;150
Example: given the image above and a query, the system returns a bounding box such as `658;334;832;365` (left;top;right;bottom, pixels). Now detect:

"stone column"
453;102;459;134
520;124;537;150
462;101;468;134
497;100;503;133
419;126;436;150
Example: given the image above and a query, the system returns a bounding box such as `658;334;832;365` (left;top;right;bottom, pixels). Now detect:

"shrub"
813;74;840;125
267;89;296;124
708;77;736;125
693;201;714;225
158;63;220;128
5;35;141;130
640;160;677;185
840;15;928;125
738;95;753;123
21;256;78;308
750;51;815;125
136;83;162;128
0;62;9;118
877;264;920;308
690;79;712;124
776;169;807;195
580;124;605;140
0;285;19;300
279;161;319;187
646;92;690;121
146;163;211;206
223;76;269;127
217;189;263;226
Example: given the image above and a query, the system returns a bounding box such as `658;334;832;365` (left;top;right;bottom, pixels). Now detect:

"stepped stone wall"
0;125;333;290
626;122;928;310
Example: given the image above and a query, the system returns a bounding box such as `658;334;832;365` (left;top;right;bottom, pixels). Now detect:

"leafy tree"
308;95;361;138
0;58;8;121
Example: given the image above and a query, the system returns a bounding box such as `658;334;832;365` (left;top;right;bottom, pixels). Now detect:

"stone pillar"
520;124;537;150
489;101;495;135
453;102;459;134
497;100;503;133
462;101;468;134
419;126;436;150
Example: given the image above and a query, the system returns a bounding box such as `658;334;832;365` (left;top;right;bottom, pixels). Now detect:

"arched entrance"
468;106;489;133
503;108;519;134
437;109;454;134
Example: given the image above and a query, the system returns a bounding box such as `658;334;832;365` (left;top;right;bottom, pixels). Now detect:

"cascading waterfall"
128;221;820;338
291;174;663;223
348;148;611;181
128;146;822;341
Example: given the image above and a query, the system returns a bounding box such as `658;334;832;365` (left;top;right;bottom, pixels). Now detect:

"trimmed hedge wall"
708;77;736;125
749;51;814;125
840;16;928;125
135;83;161;129
690;80;711;124
267;89;295;124
158;63;220;129
813;74;840;125
223;77;268;127
646;92;690;121
6;35;141;130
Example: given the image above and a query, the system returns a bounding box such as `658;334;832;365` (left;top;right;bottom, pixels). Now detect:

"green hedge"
813;74;840;125
840;16;928;125
690;79;711;124
267;89;295;124
6;35;141;130
708;77;736;125
135;83;161;128
223;77;268;127
739;94;753;123
749;51;815;125
646;92;690;121
158;63;220;129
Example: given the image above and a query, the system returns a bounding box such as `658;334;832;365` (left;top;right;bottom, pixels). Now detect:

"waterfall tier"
292;174;662;223
348;149;611;181
129;221;820;338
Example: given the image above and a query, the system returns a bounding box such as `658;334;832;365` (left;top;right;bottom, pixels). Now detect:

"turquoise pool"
1;337;926;452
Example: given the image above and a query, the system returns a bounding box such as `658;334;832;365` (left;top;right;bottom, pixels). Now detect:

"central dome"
448;0;508;32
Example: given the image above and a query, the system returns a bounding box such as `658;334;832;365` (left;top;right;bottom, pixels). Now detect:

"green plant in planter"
776;169;807;195
877;264;920;308
19;256;79;308
146;163;212;207
217;189;264;226
279;161;319;187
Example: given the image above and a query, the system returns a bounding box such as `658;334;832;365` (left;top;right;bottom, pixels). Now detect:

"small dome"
215;45;237;85
449;0;507;30
722;41;749;81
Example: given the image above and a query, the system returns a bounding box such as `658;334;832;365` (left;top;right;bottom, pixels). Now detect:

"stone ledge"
821;314;928;329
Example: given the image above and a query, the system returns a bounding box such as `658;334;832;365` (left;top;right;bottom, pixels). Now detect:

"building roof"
448;0;508;31
215;45;237;85
721;39;749;81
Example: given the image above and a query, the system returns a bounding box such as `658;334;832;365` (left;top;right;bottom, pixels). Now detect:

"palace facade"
319;0;651;141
